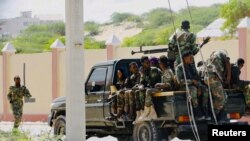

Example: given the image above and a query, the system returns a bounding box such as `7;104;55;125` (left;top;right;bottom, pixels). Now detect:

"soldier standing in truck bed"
7;75;32;130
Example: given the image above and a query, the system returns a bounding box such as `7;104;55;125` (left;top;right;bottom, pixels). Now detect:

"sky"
0;0;229;23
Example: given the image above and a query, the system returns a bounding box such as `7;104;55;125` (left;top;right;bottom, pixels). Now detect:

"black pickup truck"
48;59;247;141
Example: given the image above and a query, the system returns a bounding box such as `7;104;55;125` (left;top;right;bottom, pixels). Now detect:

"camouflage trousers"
117;90;136;117
10;101;23;128
145;88;159;107
135;90;146;111
234;84;250;107
205;74;225;111
180;84;208;108
198;85;209;108
116;90;125;115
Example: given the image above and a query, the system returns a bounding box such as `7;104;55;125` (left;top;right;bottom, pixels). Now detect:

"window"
86;67;107;93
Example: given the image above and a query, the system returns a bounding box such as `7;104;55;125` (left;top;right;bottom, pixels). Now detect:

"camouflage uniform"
205;51;227;111
145;68;175;107
115;80;125;117
231;63;250;107
123;72;140;119
175;64;206;108
169;28;199;66
135;67;162;111
7;86;31;128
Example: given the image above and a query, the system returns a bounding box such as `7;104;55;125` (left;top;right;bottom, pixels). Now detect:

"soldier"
231;58;250;114
7;75;32;129
134;56;162;121
149;56;159;68
139;55;176;121
114;69;126;119
169;20;197;66
168;20;210;70
205;50;230;121
176;51;209;120
123;62;141;120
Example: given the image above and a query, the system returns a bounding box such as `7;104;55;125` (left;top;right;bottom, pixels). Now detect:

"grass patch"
0;129;64;141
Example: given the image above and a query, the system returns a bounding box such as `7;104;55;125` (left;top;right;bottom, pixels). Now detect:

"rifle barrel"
131;47;169;55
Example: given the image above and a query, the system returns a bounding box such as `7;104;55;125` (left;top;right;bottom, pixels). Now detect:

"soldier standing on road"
231;58;250;114
7;75;32;129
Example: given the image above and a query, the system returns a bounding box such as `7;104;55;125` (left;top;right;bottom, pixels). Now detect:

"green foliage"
111;12;142;23
84;21;100;36
84;36;105;49
122;27;173;47
122;5;217;47
144;8;172;28
177;5;221;27
0;130;31;141
220;0;250;34
11;23;65;53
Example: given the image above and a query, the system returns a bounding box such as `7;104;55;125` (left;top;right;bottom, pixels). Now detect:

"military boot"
117;109;124;121
193;107;205;121
128;104;135;120
202;106;211;120
138;105;157;122
133;110;141;124
138;106;151;121
217;108;229;123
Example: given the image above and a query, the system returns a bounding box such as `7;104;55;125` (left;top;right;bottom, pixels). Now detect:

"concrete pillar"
1;43;16;119
50;39;65;100
106;34;121;60
65;0;85;140
237;17;250;80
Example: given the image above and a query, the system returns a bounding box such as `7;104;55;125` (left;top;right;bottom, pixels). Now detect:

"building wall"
0;56;3;114
0;39;246;121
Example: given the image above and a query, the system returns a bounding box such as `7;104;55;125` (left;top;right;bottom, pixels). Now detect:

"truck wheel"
117;135;133;141
54;115;66;135
133;121;164;141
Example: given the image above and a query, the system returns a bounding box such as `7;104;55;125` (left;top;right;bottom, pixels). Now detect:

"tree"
111;12;141;23
144;8;172;28
84;21;100;36
220;0;250;34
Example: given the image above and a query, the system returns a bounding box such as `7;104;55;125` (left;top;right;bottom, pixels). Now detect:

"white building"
0;11;63;38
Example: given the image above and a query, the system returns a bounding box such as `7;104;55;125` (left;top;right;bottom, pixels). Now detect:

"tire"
133;121;166;141
54;115;66;135
117;135;133;141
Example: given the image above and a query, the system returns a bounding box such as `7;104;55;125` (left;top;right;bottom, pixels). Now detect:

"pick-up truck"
48;59;247;141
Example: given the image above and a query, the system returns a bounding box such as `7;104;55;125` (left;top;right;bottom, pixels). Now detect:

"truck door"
85;67;108;125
